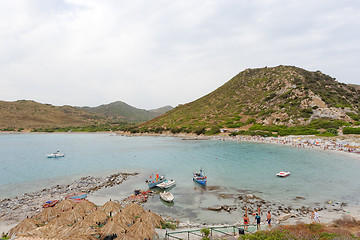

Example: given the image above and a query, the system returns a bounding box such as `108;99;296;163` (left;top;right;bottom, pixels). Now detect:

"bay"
1;132;360;223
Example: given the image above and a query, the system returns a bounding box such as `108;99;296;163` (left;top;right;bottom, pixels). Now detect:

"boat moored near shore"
46;151;65;158
276;171;290;177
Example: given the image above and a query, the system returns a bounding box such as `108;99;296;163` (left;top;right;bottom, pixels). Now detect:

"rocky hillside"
140;66;360;135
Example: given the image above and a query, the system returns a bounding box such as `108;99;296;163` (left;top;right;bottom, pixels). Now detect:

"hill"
0;100;172;130
81;101;172;123
0;100;106;130
138;65;360;136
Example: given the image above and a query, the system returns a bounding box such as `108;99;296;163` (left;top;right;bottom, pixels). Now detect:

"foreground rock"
0;172;137;223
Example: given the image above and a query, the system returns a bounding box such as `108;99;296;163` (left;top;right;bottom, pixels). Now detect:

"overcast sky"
1;0;359;109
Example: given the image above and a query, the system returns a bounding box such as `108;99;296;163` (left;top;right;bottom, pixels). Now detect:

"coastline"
117;130;360;159
1;170;360;237
0;172;138;234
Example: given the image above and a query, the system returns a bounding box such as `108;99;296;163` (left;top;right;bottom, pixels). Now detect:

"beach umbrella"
59;208;85;224
122;203;145;217
33;207;60;223
99;218;126;240
24;219;69;239
8;218;39;237
74;199;97;214
67;235;98;240
63;219;97;237
101;199;122;216
127;218;158;240
56;199;77;212
140;210;164;228
112;210;135;227
115;232;138;240
83;209;109;226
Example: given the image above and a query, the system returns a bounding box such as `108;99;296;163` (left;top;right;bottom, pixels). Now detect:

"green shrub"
343;127;360;134
240;229;292;239
347;112;360;121
207;126;220;135
200;228;210;238
326;128;338;135
161;222;177;230
195;127;206;135
245;118;256;125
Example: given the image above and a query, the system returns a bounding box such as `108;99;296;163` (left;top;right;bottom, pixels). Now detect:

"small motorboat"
276;171;290;177
145;174;166;188
156;179;176;189
193;169;207;186
46;151;65;158
160;191;174;202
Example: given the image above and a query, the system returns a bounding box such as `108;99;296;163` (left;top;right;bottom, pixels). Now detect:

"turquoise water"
1;133;360;212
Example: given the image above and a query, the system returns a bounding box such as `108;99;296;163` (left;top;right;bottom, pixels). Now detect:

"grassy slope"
141;66;360;133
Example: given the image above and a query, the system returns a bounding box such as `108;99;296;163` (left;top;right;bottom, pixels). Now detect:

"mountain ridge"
0;100;172;129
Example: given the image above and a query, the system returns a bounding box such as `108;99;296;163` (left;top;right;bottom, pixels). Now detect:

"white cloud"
0;0;359;109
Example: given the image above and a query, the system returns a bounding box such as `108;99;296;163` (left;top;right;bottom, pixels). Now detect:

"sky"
1;0;360;109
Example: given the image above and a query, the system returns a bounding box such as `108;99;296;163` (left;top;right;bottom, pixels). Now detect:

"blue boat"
145;174;166;188
193;169;207;186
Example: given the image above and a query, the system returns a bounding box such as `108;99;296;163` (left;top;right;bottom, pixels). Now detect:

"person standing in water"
267;210;272;228
255;213;261;230
243;214;249;231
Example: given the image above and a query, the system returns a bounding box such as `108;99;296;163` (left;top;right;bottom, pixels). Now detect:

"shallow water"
1;133;360;223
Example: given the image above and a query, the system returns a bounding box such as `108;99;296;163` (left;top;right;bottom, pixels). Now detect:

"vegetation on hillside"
240;217;360;240
137;66;360;135
0;100;171;131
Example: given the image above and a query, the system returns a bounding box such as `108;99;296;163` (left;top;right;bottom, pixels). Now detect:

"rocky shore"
0;172;137;223
203;187;354;226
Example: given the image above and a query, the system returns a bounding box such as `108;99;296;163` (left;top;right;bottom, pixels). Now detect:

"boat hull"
160;192;174;202
276;172;290;177
146;175;166;188
47;153;65;158
156;180;176;189
193;177;207;185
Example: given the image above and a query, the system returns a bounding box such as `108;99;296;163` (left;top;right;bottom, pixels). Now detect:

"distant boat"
160;191;174;202
276;171;290;177
46;151;65;158
146;174;166;188
193;169;207;186
156;179;176;189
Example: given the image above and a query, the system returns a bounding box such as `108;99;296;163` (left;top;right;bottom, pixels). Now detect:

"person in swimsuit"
255;213;261;230
243;214;249;230
267;210;271;228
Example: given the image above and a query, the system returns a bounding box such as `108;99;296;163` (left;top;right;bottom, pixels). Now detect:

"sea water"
1;133;360;223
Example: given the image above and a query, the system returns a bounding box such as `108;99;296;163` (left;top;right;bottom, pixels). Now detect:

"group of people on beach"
243;207;320;231
243;207;272;231
218;135;360;154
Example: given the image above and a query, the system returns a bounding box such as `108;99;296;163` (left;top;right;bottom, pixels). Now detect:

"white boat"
46;151;65;158
156;179;176;189
160;191;174;202
276;171;290;177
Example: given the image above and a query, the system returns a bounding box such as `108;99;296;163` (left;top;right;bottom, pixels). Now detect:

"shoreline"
117;130;360;158
1;171;360;237
0;172;138;234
